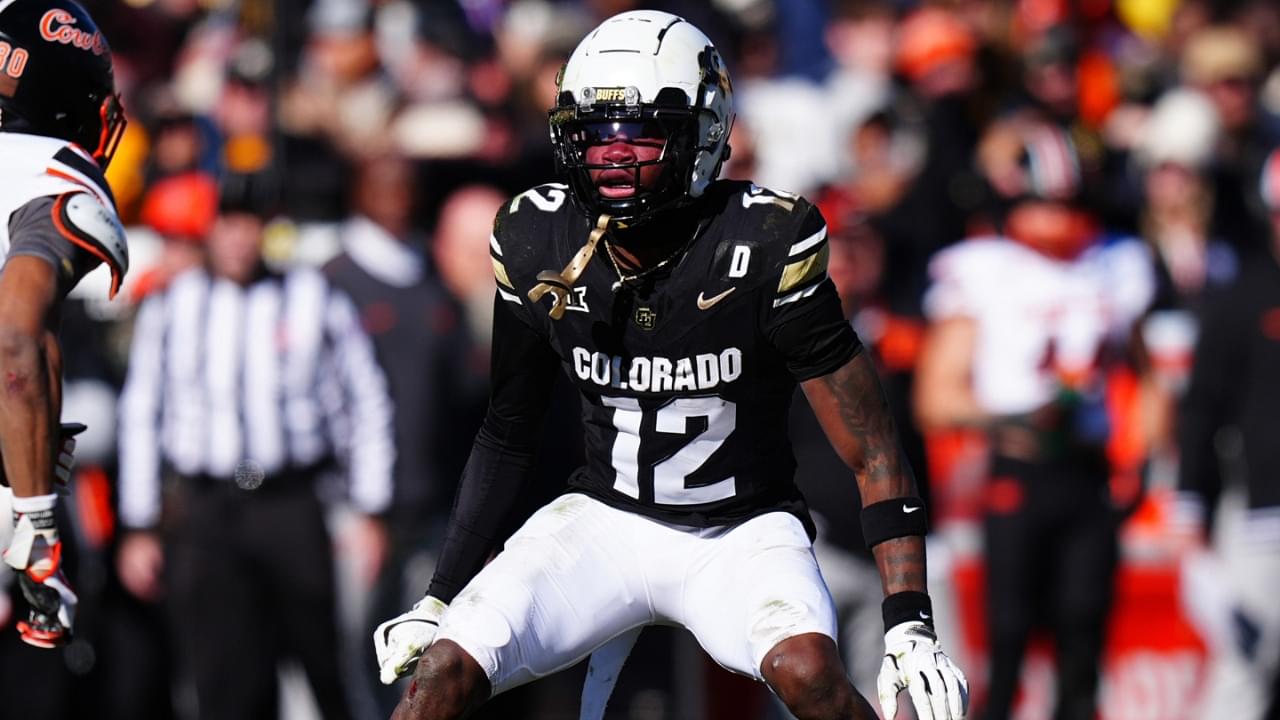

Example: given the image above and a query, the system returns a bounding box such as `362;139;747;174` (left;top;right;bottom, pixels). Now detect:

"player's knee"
398;641;489;719
762;634;860;720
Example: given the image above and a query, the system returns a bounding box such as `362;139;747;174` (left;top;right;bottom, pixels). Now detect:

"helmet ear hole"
653;87;688;106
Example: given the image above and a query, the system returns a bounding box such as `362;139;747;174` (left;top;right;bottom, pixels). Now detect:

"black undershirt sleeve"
426;295;561;602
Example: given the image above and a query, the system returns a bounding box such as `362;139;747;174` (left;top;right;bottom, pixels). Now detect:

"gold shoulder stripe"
492;257;514;289
777;243;829;294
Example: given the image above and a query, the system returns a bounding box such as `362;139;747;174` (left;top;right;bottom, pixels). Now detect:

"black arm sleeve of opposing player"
5;196;99;298
426;295;561;603
1176;291;1237;525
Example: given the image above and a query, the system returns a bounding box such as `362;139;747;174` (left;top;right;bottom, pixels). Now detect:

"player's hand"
14;564;77;648
877;621;968;720
339;514;388;588
3;515;76;648
374;595;447;685
117;530;165;602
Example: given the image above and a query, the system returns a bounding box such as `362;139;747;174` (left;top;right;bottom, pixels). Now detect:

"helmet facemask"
550;12;734;225
529;11;734;320
91;93;127;169
0;0;122;168
551;89;704;225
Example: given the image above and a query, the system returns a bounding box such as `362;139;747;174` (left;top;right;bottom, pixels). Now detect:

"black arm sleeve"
426;295;562;602
6;196;99;298
1177;290;1237;524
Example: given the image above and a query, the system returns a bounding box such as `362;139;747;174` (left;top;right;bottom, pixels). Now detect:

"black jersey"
490;180;862;534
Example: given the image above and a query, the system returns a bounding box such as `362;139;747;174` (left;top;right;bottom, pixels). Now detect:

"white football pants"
436;493;839;695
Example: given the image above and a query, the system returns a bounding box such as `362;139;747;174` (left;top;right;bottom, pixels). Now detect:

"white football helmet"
550;10;735;223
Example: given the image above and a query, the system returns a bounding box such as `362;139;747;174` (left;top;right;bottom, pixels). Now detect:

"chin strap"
528;213;611;320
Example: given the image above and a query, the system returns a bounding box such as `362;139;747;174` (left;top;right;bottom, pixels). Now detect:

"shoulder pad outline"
54;192;129;299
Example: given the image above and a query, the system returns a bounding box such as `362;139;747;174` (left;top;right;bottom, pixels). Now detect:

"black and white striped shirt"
118;266;395;528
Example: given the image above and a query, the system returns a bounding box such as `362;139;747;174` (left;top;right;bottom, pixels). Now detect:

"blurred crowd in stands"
2;0;1280;718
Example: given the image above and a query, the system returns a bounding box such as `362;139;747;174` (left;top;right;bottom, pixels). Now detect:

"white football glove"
4;513;77;648
877;621;968;720
373;595;447;685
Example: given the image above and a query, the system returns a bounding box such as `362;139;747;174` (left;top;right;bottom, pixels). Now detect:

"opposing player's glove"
4;507;76;648
374;595;447;684
54;423;86;488
877;621;968;720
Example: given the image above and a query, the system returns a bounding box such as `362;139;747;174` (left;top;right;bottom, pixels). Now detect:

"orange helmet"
139;172;218;241
894;8;976;83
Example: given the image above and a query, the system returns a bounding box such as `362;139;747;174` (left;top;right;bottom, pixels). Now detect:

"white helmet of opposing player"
550;10;735;223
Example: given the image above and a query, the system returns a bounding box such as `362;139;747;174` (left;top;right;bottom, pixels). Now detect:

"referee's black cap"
218;172;278;219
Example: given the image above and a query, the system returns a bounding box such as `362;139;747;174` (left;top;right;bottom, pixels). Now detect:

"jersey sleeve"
488;187;564;334
489;211;528;321
761;202;863;380
5;195;107;298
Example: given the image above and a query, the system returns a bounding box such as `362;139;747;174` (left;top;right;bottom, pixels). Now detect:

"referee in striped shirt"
115;179;394;720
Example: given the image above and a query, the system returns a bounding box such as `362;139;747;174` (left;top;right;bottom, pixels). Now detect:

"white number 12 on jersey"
603;396;737;505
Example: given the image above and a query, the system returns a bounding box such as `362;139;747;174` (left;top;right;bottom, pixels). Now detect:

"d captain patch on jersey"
489;179;860;530
0;134;128;298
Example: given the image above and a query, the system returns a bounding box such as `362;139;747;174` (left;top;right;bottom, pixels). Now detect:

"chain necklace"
602;222;704;292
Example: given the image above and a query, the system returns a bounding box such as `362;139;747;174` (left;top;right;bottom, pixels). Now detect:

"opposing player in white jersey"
0;0;128;648
375;11;966;720
916;122;1153;720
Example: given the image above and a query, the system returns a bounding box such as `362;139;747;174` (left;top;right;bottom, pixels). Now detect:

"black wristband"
860;497;929;548
883;591;933;632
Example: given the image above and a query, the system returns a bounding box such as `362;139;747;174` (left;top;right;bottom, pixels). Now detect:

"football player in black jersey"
375;11;966;720
0;0;128;648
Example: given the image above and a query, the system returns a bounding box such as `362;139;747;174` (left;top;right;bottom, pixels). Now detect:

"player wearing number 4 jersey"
376;10;966;720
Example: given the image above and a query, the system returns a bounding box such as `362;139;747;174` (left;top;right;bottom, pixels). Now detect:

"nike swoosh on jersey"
903;504;921;513
696;287;736;310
